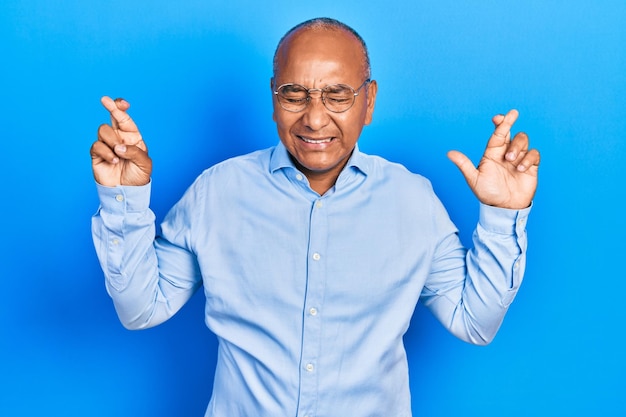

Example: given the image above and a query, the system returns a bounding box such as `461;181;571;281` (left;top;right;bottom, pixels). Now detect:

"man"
91;17;540;417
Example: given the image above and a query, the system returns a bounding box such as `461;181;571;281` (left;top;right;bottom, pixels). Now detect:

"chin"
301;158;345;174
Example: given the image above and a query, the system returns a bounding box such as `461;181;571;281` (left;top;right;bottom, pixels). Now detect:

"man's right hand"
90;96;152;187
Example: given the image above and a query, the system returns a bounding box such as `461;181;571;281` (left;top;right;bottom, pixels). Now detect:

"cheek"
274;113;300;143
336;114;364;138
273;109;293;128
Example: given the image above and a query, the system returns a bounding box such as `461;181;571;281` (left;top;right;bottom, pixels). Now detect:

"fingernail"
115;144;127;153
517;164;526;171
506;152;516;161
112;157;119;164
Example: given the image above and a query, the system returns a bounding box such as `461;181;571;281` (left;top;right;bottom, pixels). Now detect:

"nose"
302;90;331;131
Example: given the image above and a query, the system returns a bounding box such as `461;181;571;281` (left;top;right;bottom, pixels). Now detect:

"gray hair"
272;17;371;80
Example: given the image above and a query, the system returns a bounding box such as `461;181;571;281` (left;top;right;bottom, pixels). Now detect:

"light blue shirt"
92;142;530;417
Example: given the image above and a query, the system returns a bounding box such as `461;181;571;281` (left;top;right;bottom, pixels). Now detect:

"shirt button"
296;174;304;181
112;238;120;245
309;307;318;316
514;260;520;269
315;200;323;208
115;194;124;202
517;218;526;226
312;253;321;261
305;363;314;372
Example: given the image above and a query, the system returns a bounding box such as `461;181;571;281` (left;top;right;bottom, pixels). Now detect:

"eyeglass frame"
273;79;371;113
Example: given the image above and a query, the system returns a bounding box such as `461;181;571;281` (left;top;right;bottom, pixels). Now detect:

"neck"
291;157;350;196
307;173;338;195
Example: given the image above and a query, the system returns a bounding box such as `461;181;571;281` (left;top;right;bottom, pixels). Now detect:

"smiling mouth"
299;136;334;144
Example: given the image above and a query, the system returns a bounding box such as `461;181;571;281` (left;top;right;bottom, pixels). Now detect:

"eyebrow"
279;84;307;92
323;84;351;93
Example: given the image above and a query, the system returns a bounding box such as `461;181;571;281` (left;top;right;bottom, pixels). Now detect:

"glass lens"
277;84;308;111
276;83;359;112
323;85;355;112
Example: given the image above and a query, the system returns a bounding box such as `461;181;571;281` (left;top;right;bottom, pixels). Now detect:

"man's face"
272;28;377;185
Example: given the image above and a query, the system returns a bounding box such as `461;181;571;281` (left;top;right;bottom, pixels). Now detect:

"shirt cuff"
96;181;152;215
478;202;532;235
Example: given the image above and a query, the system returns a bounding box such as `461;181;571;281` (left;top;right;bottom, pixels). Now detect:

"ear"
270;77;277;122
364;80;378;125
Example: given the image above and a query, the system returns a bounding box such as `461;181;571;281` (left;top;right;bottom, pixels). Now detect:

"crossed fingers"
486;109;540;173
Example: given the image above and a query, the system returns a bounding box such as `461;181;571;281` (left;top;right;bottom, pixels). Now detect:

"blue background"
1;1;624;416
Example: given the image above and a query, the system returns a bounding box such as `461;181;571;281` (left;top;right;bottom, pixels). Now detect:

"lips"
298;136;334;144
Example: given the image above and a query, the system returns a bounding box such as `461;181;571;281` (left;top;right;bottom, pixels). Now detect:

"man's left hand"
447;109;540;209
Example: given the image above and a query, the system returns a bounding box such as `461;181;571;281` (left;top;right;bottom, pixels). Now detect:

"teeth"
301;137;332;144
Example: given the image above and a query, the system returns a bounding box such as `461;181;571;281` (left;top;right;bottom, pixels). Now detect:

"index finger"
488;109;519;148
101;96;138;132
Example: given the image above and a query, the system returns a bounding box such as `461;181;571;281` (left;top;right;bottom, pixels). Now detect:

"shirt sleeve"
420;201;531;345
91;181;202;330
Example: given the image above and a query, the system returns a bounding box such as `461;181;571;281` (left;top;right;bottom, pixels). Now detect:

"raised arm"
421;111;539;344
90;97;201;330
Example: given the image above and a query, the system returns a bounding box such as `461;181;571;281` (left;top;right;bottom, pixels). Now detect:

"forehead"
275;28;365;84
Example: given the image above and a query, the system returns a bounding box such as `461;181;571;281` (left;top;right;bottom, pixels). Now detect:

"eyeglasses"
274;79;371;113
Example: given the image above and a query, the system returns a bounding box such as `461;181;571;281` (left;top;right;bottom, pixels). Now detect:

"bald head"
273;18;371;81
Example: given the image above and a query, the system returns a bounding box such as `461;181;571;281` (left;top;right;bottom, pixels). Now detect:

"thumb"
114;143;150;164
447;150;478;185
114;144;153;185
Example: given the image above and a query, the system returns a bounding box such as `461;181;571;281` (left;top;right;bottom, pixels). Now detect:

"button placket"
297;197;327;416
